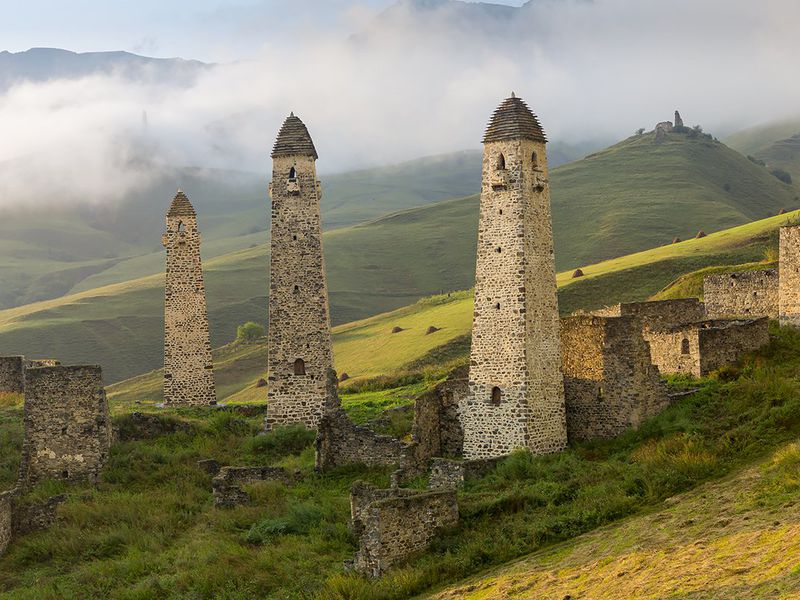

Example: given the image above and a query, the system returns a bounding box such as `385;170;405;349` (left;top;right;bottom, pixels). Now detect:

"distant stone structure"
0;357;25;394
561;315;669;442
674;110;684;128
654;121;673;143
645;318;769;377
266;113;334;431
350;481;458;578
704;269;779;319
460;93;567;460
780;224;800;327
162;190;217;406
212;466;295;507
19;365;112;487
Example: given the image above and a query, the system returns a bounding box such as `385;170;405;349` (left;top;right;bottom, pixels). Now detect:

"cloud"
0;0;797;207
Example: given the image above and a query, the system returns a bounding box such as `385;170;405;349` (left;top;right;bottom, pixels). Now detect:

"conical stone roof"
271;113;318;159
167;190;196;217
482;93;547;144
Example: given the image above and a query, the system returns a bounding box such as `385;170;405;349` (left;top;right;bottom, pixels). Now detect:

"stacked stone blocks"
780;225;800;327
704;269;778;319
162;191;216;406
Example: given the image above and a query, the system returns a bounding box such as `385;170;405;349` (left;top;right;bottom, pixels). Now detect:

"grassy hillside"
725;117;800;156
3;325;800;598
549;128;797;269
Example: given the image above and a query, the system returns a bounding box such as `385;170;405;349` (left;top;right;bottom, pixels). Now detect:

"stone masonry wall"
0;490;12;555
704;269;778;319
266;152;334;431
646;319;769;378
350;481;458;578
427;457;501;490
162;195;217;406
561;316;669;442
20;365;112;487
0;357;24;394
212;466;294;507
461;132;567;459
412;365;468;460
593;299;706;329
780;225;800;327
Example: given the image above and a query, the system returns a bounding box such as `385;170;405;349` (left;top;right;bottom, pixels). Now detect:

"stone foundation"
561;315;669;442
645;318;770;378
350;481;458;578
427;457;501;490
704;269;778;319
20;365;112;487
212;466;294;507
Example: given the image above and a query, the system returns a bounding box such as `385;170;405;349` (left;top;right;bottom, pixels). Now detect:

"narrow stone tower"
265;113;335;431
779;224;800;327
460;93;567;459
162;190;216;406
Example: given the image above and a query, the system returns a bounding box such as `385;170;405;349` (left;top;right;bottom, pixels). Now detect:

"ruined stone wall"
412;366;467;460
266;153;334;430
462;133;566;459
0;356;24;394
427;457;501;490
212;466;294;507
162;196;216;406
704;269;778;319
20;366;111;487
351;481;458;578
594;299;706;329
0;491;12;555
26;359;60;368
561;316;669;442
698;318;770;375
780;225;800;327
646;319;769;377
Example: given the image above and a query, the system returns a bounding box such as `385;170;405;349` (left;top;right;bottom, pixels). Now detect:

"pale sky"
0;0;525;61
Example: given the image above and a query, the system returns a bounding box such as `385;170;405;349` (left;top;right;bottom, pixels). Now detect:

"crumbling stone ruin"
19;365;112;487
460;93;567;460
427;456;501;490
266;113;334;431
162;190;217;406
212;466;295;507
561;315;669;442
0;356;24;394
704;269;778;319
411;365;467;461
350;481;458;578
0;489;65;555
645;318;769;378
654;120;673;143
674;110;684;128
780;224;800;327
594;298;706;330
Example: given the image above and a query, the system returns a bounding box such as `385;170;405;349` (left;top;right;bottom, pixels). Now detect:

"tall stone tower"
779;224;800;327
162;190;216;406
265;113;335;431
460;93;567;459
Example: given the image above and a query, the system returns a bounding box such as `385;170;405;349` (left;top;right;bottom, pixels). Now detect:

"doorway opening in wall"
294;358;306;375
681;338;690;354
491;386;502;405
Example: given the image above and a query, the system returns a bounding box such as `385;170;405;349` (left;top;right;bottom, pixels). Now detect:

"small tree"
771;168;793;185
636;128;645;135
237;321;265;343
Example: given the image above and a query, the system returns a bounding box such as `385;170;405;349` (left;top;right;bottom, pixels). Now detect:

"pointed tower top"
271;113;318;159
482;94;547;144
167;189;196;217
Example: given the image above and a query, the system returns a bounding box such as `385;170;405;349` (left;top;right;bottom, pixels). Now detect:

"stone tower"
460;93;567;459
162;190;216;406
779;224;800;327
265;113;335;431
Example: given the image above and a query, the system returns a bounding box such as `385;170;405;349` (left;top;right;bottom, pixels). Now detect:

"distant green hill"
725;117;800;156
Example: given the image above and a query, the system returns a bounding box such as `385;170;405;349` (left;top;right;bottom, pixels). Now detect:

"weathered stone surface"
0;491;12;555
674;110;684;128
645;318;769;377
0;488;66;556
780;225;800;327
593;298;706;330
704;269;778;319
212;466;294;507
197;459;221;476
654;121;673;143
427;457;501;490
162;191;217;407
461;94;567;460
561;315;669;442
412;366;468;460
20;365;112;487
117;412;192;441
350;481;458;578
0;357;24;394
266;114;334;431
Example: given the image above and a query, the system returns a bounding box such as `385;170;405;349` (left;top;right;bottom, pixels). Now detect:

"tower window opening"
177;221;185;232
495;302;501;310
496;246;502;253
293;285;300;293
681;338;690;354
499;209;503;215
531;151;539;169
292;234;298;241
496;153;506;170
294;358;306;376
490;386;502;405
289;167;297;180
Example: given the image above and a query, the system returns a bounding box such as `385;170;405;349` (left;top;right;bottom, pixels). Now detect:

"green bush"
236;321;265;343
246;503;326;543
